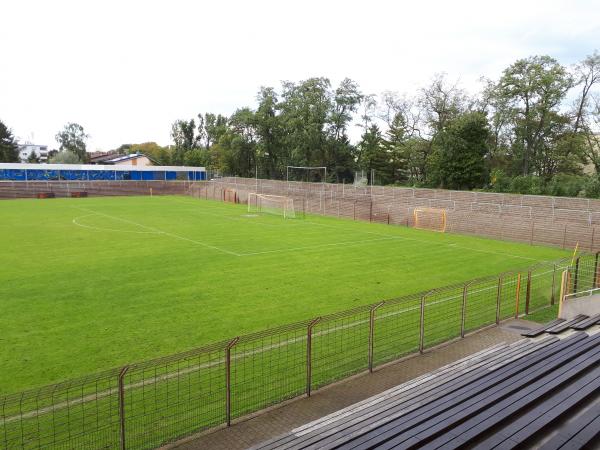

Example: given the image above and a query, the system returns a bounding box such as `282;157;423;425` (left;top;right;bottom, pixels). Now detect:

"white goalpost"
248;193;297;219
286;166;327;184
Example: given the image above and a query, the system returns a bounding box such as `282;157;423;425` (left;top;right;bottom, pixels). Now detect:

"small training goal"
413;207;447;232
248;193;296;219
222;188;238;203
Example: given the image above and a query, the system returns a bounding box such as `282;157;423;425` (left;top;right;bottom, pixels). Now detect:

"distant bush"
483;173;600;199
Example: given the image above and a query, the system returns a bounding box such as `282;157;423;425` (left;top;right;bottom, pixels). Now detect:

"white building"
18;144;49;163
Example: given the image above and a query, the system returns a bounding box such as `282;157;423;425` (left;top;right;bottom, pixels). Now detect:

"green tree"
571;51;600;172
55;123;89;162
356;124;392;184
27;151;40;163
490;56;573;175
183;148;209;167
254;87;283;178
50;150;82;164
428;112;490;190
170;119;199;165
201;113;228;149
279;77;332;169
0;120;19;162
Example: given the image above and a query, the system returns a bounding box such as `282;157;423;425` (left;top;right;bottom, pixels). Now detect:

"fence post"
460;283;469;338
562;224;567;249
574;257;580;294
558;270;568;319
550;265;556;306
225;337;239;427
496;275;503;325
594;252;600;288
353;201;356;220
591;227;595;252
306;318;321;397
419;294;427;354
525;270;532;315
369;201;373;223
515;273;522;318
530;222;534;245
368;302;385;373
118;366;129;450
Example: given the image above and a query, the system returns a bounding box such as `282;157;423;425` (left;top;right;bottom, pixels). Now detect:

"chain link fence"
202;178;600;252
3;251;589;450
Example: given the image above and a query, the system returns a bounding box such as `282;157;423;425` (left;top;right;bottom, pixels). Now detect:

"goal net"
248;193;296;219
222;188;238;203
413;207;447;232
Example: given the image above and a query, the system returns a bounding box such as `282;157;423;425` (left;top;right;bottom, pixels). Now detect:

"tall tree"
490;56;573;175
571;51;600;172
55;123;89;162
419;73;468;136
326;79;362;181
0;120;19;162
279;77;332;169
254;87;283;178
356;124;391;184
428;112;490;190
202;113;228;149
170;119;199;164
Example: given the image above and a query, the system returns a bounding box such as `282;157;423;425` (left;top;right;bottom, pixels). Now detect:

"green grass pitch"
0;195;568;395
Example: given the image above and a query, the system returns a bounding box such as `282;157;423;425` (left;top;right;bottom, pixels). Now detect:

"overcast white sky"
1;0;599;151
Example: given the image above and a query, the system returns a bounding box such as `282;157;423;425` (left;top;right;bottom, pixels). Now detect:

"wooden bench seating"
252;326;600;450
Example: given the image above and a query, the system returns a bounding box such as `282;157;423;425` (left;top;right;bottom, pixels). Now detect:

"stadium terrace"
0;162;207;181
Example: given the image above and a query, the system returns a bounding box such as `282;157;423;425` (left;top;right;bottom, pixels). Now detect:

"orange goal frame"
413;207;447;232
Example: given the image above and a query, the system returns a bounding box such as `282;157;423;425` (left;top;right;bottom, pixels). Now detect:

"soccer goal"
413;207;447;232
248;193;297;219
222;188;238;203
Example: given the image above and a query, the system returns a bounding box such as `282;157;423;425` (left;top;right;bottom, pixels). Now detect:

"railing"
201;178;600;253
564;287;600;301
2;253;589;450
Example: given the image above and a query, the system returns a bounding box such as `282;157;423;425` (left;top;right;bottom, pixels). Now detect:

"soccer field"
0;195;568;394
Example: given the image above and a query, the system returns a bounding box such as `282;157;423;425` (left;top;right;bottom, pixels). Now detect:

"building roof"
89;153;118;163
104;153;156;164
0;163;205;172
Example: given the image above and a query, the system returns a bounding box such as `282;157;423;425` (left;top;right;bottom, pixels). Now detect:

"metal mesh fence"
311;308;371;390
422;285;464;349
0;249;588;449
566;253;600;296
371;296;421;367
205;178;600;252
1;369;121;449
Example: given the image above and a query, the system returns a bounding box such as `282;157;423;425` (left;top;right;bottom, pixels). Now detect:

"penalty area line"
72;207;242;257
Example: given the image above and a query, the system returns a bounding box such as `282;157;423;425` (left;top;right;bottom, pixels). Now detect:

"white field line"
301;220;539;262
2;282;505;424
158;197;539;261
72;207;242;257
72;214;162;235
70;206;418;258
14;204;557;422
239;237;400;256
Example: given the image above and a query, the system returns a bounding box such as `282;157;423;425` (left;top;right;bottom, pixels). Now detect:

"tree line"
158;52;600;196
0;122;90;164
1;52;599;197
